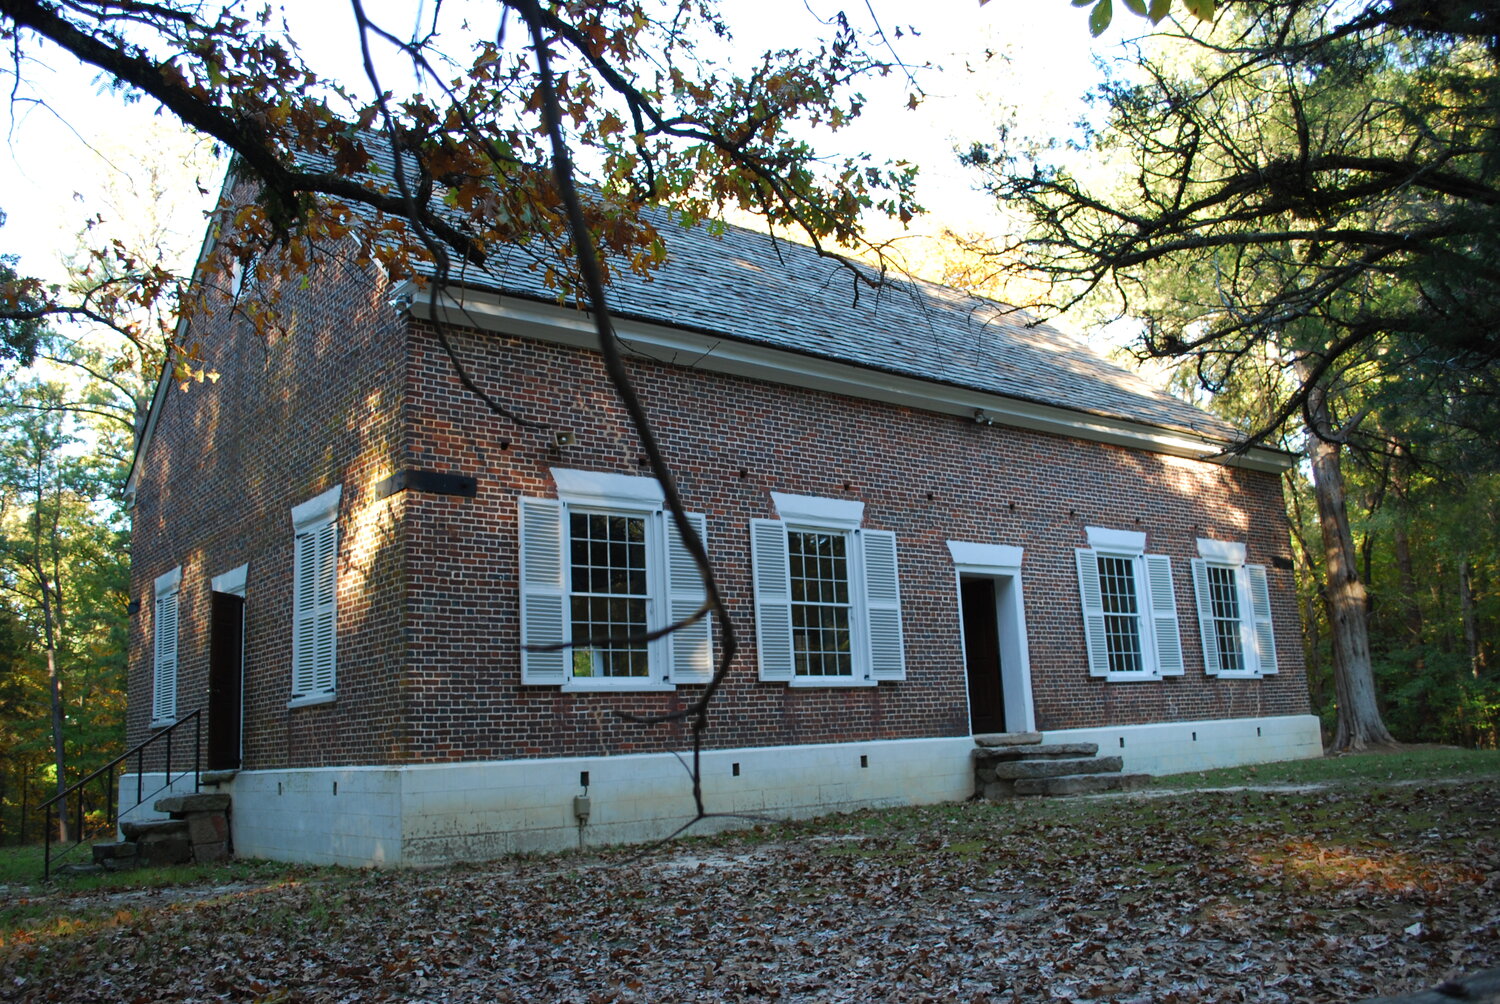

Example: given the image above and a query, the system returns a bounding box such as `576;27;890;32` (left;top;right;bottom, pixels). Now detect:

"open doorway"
208;565;246;771
949;542;1034;735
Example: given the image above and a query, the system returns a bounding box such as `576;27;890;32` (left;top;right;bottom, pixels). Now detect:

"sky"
0;0;1122;293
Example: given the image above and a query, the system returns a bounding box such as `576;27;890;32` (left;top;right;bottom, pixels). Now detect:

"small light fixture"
387;291;413;314
554;430;576;448
973;409;995;426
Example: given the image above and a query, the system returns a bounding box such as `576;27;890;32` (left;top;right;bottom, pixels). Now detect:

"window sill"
287;692;336;709
786;676;879;688
149;717;177;730
1104;672;1162;683
1209;671;1265;680
561;680;677;693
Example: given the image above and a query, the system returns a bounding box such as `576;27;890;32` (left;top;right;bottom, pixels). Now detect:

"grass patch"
1148;746;1500;790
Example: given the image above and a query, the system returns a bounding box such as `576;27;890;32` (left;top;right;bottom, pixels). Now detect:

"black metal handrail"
40;709;202;880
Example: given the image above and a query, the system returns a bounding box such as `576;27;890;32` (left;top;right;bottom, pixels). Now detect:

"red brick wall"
127;247;410;770
397;318;1309;763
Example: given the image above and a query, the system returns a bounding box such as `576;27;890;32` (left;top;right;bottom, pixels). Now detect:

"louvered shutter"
153;590;179;721
664;511;713;684
1247;564;1278;674
1190;558;1222;676
1074;549;1110;677
858;529;905;681
291;528;317;696
1145;553;1183;676
750;519;794;682
311;521;338;695
518;497;567;685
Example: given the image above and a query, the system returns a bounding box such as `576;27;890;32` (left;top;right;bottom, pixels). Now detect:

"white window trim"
1192;538;1276;679
752;495;904;687
1077;527;1183;682
519;470;711;692
211;563;247;597
150;566;182;728
289;486;340;706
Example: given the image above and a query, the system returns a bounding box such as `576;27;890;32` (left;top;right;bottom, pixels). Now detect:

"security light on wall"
554;430;576;448
387;291;413;314
973;409;996;426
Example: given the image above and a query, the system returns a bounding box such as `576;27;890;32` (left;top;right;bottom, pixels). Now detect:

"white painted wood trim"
551;467;665;506
770;492;864;529
1085;526;1147;553
291;484;342;530
211;563;248;597
947;540;1023;574
1196;538;1247;563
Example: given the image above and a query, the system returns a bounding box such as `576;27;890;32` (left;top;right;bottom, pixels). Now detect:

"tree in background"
965;0;1499;749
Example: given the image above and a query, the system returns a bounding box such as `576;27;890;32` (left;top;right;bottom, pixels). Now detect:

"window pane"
788;530;853;676
568;512;650;679
1207;564;1245;672
1097;555;1144;673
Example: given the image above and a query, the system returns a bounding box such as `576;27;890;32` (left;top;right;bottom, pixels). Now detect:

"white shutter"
858;529;905;681
664;511;713;684
518;497;567;685
1145;553;1183;676
1074;549;1110;677
1190;558;1222;676
291;529;316;696
750;519;794;682
153;590;179;722
312;521;338;695
1247;564;1278;674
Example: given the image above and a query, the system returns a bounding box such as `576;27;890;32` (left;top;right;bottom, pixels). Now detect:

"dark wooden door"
961;577;1005;734
208;591;244;771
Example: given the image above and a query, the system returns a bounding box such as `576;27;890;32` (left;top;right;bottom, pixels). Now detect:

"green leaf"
1148;0;1172;22
1089;0;1113;35
1123;0;1148;17
1182;0;1215;20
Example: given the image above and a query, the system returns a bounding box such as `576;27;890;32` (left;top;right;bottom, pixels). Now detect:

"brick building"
124;194;1318;865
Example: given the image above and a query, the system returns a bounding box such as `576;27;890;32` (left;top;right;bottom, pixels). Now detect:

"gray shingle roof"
313;140;1234;440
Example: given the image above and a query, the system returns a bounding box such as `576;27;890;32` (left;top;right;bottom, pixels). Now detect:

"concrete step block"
121;819;188;841
1014;773;1152;796
991;755;1124;780
972;732;1042;748
973;742;1100;763
154;792;230;815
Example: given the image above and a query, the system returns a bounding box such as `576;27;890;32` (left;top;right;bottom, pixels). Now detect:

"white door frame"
948;541;1034;734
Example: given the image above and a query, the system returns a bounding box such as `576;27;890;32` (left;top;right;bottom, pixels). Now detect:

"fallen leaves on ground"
2;780;1496;1003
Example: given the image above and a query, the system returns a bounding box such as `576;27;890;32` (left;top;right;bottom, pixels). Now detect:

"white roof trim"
154;566;182;596
410;285;1296;474
292;484;343;530
771;492;864;529
947;541;1024;574
1085;526;1147;554
551;467;664;506
1196;538;1247;564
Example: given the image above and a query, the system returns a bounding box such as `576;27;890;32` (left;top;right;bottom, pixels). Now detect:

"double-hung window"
290;485;341;706
1190;538;1278;677
1075;526;1183;680
750;492;905;685
151;567;182;727
518;469;712;691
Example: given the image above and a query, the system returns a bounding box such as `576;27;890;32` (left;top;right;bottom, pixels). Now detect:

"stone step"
972;732;1042;748
121;818;188;841
200;770;239;787
92;841;140;871
973;742;1100;763
990;755;1123;780
154;792;230;814
1013;773;1152;796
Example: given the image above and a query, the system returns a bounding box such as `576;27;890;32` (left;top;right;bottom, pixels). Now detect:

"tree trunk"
1301;377;1397;751
1393;521;1422;643
1460;554;1481;678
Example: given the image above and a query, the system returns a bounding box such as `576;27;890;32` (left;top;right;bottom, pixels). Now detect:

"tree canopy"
965;0;1500;468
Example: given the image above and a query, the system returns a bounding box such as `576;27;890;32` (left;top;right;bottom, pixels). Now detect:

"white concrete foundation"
201;736;976;867
1041;713;1323;776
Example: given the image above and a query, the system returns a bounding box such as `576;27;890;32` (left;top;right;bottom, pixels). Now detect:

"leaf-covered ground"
2;776;1497;1003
